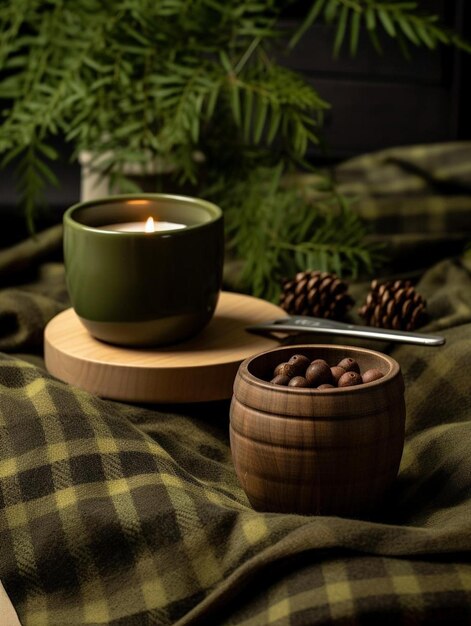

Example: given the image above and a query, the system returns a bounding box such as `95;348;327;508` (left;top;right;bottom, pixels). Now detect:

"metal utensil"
246;316;445;346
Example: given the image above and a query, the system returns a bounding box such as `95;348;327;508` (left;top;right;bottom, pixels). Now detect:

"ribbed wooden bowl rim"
237;344;401;396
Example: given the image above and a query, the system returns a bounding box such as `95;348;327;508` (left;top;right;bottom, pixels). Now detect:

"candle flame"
145;217;155;233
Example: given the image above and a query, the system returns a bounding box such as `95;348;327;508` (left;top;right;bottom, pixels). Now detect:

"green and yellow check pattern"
297;142;471;274
1;143;471;624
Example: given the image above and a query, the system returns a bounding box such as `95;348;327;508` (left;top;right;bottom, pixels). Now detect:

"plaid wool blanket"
1;143;471;625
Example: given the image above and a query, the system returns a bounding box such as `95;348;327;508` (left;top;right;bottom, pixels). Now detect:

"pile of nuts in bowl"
270;354;384;389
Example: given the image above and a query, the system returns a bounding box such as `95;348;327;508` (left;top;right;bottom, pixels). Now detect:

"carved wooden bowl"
230;344;406;517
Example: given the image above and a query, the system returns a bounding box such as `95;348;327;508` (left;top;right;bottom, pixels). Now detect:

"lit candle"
101;217;186;233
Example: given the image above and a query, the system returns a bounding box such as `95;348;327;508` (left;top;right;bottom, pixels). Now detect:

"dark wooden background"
0;0;469;245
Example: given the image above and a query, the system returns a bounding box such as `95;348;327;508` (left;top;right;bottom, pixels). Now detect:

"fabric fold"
1;143;471;624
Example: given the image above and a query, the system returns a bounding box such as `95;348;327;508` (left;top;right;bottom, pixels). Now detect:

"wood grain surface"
44;291;285;403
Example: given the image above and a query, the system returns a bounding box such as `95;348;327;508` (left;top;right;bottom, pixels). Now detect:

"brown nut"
317;384;335;389
288;376;309;388
274;361;287;376
311;358;329;368
288;354;311;375
305;361;333;387
330;366;346;385
270;375;291;386
337;357;360;374
273;362;297;378
338;371;362;387
362;368;384;384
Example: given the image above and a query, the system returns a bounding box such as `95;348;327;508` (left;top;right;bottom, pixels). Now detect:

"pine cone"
279;271;354;320
358;279;427;331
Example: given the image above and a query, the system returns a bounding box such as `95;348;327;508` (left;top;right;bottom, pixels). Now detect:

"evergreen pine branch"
292;0;471;56
220;164;382;301
0;4;116;149
229;63;329;157
12;138;58;233
0;1;327;187
1;0;467;192
0;0;467;301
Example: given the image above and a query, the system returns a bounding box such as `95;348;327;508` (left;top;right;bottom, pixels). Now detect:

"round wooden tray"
44;292;284;403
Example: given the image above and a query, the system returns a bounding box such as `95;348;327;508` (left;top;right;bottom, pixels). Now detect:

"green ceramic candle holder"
64;193;224;347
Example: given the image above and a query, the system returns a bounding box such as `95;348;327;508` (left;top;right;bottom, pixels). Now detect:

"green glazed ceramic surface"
64;194;224;346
